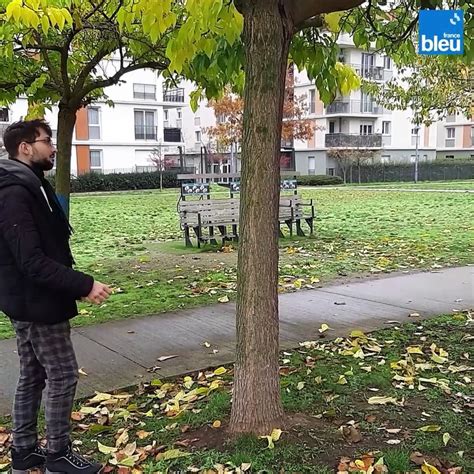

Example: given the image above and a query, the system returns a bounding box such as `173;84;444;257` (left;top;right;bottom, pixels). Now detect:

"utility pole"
414;125;420;184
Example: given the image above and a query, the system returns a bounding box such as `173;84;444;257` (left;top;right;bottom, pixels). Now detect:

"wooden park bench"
177;175;315;247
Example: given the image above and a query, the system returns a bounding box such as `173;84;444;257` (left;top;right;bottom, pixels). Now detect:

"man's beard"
39;156;55;171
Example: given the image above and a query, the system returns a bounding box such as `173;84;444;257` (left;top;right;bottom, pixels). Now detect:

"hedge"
297;175;344;186
47;171;179;193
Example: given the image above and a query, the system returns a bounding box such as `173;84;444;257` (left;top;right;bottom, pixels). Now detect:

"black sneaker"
45;445;102;474
11;444;47;473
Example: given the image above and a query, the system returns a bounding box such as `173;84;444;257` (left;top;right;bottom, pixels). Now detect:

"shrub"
297;175;344;186
47;171;179;193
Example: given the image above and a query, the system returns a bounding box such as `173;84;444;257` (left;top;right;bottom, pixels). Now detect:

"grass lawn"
0;313;472;473
0;185;473;340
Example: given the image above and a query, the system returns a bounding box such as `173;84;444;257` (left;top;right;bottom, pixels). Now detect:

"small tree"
328;148;376;184
149;145;174;190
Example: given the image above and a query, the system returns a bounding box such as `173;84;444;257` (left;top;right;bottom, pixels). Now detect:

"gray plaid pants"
11;320;79;453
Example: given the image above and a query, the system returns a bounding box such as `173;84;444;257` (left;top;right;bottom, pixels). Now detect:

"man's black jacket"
0;159;94;324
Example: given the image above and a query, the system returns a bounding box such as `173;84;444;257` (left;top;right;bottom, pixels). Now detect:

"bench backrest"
179;195;306;226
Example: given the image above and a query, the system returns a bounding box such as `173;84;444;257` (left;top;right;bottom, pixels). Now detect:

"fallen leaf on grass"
98;441;118;455
421;462;441;474
136;430;153;440
218;295;229;303
418;425;441;432
78;368;88;376
368;396;403;406
259;428;282;449
156;449;191;461
319;323;331;333
212;420;221;428
443;432;451;446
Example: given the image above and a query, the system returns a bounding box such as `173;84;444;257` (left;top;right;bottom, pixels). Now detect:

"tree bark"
55;105;77;217
229;0;292;435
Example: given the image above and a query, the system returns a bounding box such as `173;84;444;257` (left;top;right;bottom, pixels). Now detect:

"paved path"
0;266;473;415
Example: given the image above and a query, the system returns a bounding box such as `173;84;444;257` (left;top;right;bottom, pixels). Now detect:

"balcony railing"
326;100;384;115
325;133;383;148
163;127;182;142
135;125;157;140
445;138;455;147
163;88;185;103
350;64;393;81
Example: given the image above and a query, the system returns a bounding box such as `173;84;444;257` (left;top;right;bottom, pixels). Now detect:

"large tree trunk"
229;0;292;435
55;105;77;217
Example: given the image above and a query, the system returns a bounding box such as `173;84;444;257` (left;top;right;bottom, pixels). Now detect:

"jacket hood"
0;159;53;212
0;159;42;191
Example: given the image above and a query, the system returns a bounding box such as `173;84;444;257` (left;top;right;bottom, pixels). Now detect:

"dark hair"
2;119;53;159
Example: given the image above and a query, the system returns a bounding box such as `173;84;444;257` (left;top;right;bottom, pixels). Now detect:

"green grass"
2;314;471;473
0;185;473;339
334;179;474;190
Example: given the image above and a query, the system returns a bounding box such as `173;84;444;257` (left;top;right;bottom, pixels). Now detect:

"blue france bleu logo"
419;9;464;55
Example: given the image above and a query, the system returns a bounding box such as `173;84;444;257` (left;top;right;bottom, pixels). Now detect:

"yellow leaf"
419;425;441;432
136;430;153;440
212;420;221;428
271;428;282;441
337;375;348;385
89;392;112;403
319;323;331;333
213;367;227;376
116;429;129;447
407;346;424;355
97;441;118;454
421;462;441;474
297;381;305;390
443;432;451;446
324;11;344;32
368;396;402;406
350;330;366;338
156;449;191;461
79;406;99;415
218;295;229;303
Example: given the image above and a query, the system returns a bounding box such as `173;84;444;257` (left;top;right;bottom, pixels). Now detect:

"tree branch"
290;0;364;27
295;15;323;31
81;60;169;99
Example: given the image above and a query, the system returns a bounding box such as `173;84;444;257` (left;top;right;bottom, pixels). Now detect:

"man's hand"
83;281;112;305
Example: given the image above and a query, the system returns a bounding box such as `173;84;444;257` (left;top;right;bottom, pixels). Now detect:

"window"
381;155;390;164
383;56;392;70
328;121;335;134
445;155;454;159
133;83;156;100
410;155;417;163
89;150;103;171
0;108;9;122
360;124;373;135
88;107;100;139
194;116;201;126
163;110;169;121
382;121;391;135
134;110;156;140
163;87;184;102
177;108;182;119
471;127;474;145
308;156;316;175
326;168;335;176
411;127;420;135
360;92;374;113
195;130;201;143
216;114;226;124
447;128;455;138
309;89;316;114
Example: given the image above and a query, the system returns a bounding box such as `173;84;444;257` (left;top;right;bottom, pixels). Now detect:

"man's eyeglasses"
25;137;54;146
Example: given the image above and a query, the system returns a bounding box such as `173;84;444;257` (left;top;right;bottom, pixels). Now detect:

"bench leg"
232;224;239;243
279;225;285;238
209;226;218;246
305;217;314;235
184;226;193;247
296;220;305;237
193;226;202;249
285;220;293;237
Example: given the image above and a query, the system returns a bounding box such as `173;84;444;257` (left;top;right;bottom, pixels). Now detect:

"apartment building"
0;60;184;174
436;113;474;160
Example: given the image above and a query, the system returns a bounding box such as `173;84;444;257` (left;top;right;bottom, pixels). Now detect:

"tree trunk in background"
55;105;77;217
229;0;292;435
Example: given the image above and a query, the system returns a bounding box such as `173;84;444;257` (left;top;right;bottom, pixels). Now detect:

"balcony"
163;88;185;103
325;133;383;148
350;64;393;81
326;100;384;115
163;127;182;142
135;125;157;140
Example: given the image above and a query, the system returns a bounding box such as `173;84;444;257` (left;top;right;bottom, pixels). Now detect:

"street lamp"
413;125;420;184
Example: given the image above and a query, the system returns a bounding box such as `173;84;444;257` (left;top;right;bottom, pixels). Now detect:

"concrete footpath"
0;266;473;415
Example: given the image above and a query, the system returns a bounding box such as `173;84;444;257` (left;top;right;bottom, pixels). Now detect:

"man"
0;119;112;474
